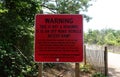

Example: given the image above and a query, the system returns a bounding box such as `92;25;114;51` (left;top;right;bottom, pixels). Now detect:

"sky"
84;0;120;31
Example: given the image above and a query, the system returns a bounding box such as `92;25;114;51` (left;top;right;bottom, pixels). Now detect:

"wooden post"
84;45;86;65
38;10;43;77
75;63;80;77
38;63;43;77
75;11;80;77
104;46;108;76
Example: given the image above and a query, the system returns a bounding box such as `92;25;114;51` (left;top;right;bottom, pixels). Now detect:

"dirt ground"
42;52;120;77
43;63;94;77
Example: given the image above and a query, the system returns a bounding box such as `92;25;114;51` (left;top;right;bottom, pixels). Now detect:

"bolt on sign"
34;14;83;62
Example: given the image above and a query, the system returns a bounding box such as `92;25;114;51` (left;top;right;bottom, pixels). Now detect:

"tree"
0;0;41;76
85;29;98;44
105;32;116;45
115;30;120;45
84;28;120;46
41;0;93;21
0;0;41;56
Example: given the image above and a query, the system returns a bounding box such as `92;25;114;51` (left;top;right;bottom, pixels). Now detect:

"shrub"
91;72;107;77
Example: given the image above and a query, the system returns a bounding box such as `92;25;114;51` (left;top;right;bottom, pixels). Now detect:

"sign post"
75;63;80;77
34;14;83;62
38;63;42;77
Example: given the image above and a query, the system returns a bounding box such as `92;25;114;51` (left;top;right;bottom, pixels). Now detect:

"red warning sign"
34;14;83;62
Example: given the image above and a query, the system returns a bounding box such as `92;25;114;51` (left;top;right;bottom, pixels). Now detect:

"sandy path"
108;52;120;77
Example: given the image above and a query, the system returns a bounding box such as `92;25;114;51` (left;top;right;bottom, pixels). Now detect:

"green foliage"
0;0;41;56
41;0;93;21
0;0;41;76
105;32;116;45
84;29;120;46
91;72;107;77
0;42;38;77
80;64;91;73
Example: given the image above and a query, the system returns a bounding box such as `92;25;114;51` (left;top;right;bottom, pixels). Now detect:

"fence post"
104;46;108;76
75;63;80;77
84;45;86;65
38;63;43;77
